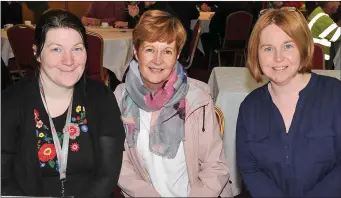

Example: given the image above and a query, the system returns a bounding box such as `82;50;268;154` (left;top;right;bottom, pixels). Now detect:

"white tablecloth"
208;67;341;196
1;29;13;66
1;27;133;81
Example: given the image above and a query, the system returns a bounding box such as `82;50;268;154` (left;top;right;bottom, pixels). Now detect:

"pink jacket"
114;78;233;197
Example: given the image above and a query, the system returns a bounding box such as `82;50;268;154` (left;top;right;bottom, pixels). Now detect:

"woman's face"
258;24;301;85
134;40;179;91
36;28;87;88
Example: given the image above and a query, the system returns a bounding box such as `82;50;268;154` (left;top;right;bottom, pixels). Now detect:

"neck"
142;79;162;93
269;73;311;97
321;7;332;15
40;70;74;99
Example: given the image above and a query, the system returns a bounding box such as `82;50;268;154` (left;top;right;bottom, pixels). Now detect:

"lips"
149;67;164;73
272;66;288;71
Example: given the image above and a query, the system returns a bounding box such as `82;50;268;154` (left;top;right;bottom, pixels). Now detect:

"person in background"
1;9;125;198
237;8;341;197
115;10;232;197
263;1;304;9
307;1;341;69
1;1;23;28
169;1;200;62
82;2;126;26
119;1;176;29
201;1;250;66
197;2;219;12
24;1;49;24
1;58;14;90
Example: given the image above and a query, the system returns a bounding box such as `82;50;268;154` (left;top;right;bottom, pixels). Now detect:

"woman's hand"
115;21;128;28
81;16;100;26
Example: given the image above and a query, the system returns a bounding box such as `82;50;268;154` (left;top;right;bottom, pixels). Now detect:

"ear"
133;45;139;61
32;44;41;62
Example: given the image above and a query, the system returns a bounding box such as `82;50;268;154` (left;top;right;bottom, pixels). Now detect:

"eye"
164;50;172;55
51;47;62;52
145;48;154;53
73;47;84;52
284;44;293;49
264;47;272;52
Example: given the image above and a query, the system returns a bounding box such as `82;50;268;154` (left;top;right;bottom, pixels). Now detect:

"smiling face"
258;24;302;85
37;28;87;88
134;40;178;91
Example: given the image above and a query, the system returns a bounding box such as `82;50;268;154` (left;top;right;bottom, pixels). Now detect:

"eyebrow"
259;40;295;48
47;42;84;47
143;45;175;50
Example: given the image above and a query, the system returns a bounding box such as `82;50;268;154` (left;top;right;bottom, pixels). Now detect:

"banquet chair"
7;24;36;78
312;44;325;70
210;11;253;67
183;20;202;70
214;105;225;138
86;31;109;86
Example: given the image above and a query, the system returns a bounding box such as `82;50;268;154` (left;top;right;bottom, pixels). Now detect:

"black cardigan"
1;76;125;198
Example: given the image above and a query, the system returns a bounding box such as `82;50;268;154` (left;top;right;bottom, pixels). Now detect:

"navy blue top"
236;73;341;197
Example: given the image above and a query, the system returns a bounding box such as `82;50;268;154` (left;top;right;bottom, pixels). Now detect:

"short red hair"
133;10;187;55
247;9;314;82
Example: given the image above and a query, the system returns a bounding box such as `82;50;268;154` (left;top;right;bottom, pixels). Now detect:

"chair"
6;24;36;78
214;105;225;138
86;31;109;86
210;11;253;67
183;20;202;70
312;44;325;70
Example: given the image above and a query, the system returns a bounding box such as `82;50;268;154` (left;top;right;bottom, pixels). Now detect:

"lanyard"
38;78;73;197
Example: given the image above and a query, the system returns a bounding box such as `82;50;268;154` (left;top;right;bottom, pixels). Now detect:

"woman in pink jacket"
114;10;232;197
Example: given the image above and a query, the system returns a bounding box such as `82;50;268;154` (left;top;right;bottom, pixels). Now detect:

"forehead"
259;24;292;44
141;41;176;48
45;28;83;44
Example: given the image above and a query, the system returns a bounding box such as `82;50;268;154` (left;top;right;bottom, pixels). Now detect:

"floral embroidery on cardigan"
34;105;88;170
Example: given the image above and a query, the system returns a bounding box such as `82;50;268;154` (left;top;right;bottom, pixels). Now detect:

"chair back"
222;11;253;49
86;31;107;84
7;25;35;75
312;44;325;70
214;105;225;138
184;20;202;70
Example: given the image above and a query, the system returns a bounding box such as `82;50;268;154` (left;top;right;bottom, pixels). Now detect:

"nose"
152;51;163;65
274;49;284;63
62;51;74;66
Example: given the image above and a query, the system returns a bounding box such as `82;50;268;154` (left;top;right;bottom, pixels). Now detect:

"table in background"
86;27;133;81
208;67;341;196
1;27;133;81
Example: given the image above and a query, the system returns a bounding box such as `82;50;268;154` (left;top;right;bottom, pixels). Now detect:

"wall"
21;1;92;22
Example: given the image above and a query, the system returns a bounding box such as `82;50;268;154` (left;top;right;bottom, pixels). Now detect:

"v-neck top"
236;73;341;197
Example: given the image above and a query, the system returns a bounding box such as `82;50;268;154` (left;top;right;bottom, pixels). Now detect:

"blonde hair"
247;9;314;82
133;10;187;55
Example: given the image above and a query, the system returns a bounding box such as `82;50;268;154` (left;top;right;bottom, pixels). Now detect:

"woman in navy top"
236;8;341;197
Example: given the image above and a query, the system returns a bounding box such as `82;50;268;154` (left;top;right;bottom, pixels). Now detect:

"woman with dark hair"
1;9;125;198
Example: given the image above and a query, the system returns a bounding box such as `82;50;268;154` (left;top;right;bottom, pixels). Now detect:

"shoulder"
186;78;212;104
2;76;37;105
240;83;267;112
85;78;114;99
313;73;341;98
